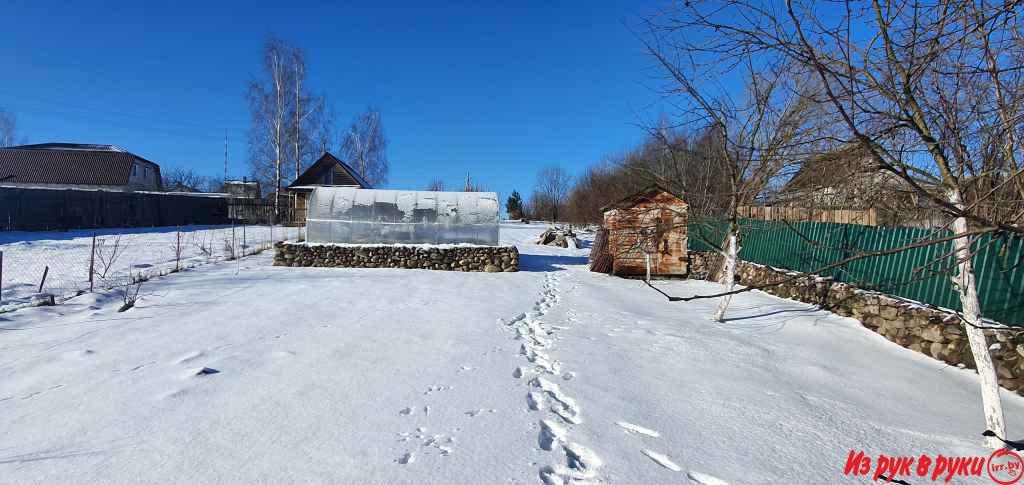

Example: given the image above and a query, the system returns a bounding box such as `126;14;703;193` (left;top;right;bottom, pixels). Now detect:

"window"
133;165;138;176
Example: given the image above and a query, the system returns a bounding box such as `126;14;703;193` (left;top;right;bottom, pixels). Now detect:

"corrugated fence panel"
0;187;232;230
689;219;1024;326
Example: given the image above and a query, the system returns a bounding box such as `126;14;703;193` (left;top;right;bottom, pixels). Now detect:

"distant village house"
222;179;261;199
0;143;162;191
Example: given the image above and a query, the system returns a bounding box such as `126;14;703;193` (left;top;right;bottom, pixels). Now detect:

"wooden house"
594;186;688;277
286;152;372;224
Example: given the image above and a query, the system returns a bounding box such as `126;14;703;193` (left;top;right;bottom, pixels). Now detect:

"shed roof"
599;185;686;213
287;152;372;189
0;143;162;187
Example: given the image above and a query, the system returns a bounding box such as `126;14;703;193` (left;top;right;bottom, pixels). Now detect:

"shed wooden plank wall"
603;191;688;276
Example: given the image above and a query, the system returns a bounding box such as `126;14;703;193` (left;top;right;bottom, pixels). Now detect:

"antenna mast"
223;131;228;182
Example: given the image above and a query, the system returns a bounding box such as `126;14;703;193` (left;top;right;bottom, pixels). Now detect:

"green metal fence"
688;218;1024;326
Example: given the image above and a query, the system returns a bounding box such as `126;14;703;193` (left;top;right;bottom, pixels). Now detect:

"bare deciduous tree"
288;47;331;181
534;165;573;221
341;106;389;187
648;0;1024;448
162;167;207;192
462;173;486;192
94;235;127;280
425;178;446;191
642;28;821;320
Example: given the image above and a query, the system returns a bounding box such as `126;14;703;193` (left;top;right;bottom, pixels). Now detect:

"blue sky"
1;1;669;199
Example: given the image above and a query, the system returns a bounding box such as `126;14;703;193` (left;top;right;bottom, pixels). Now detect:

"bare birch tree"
340;106;389;187
247;36;294;220
648;0;1024;448
288;47;331;181
0;108;22;147
248;36;330;220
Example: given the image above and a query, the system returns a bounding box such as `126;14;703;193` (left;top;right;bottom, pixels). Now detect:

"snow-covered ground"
0;223;1020;484
0;225;304;305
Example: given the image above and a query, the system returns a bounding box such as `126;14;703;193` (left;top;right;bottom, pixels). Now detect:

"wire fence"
688;218;1024;326
0;224;305;307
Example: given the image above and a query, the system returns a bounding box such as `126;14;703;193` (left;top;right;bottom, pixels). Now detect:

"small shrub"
118;269;145;312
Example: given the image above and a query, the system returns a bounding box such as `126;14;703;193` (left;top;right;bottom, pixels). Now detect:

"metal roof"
0;143;162;187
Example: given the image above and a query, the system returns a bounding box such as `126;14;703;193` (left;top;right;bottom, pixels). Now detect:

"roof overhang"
599;184;686;213
286;184;360;192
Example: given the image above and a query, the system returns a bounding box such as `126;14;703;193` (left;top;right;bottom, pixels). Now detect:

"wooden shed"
286;152;372;224
592;186;688;277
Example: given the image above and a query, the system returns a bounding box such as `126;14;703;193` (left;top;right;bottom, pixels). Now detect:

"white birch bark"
645;252;652;283
273;63;283;221
713;230;739;322
295;64;302;181
948;189;1006;449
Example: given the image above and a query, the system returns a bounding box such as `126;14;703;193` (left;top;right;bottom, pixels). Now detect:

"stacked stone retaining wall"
274;242;519;272
686;251;1024;394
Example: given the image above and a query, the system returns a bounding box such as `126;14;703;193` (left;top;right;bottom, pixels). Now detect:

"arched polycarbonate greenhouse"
306;187;500;245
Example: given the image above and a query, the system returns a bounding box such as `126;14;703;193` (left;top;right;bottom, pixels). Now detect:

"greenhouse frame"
305;187;500;245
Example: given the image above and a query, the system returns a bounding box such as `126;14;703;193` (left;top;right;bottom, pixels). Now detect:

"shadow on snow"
518;253;589;272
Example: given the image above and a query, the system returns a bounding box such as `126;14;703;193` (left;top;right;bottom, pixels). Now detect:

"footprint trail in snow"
505;270;603;483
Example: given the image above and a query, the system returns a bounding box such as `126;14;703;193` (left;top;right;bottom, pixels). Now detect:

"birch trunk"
273;62;283;222
713;230;739;322
948;190;1006;449
645;252;652;283
295;65;301;181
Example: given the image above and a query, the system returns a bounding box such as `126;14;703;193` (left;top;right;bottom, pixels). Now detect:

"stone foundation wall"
274;242;519;272
687;251;1024;394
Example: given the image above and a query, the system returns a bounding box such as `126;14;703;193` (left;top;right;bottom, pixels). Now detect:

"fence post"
242;221;247;256
38;265;49;293
89;231;97;292
175;227;182;271
0;250;3;302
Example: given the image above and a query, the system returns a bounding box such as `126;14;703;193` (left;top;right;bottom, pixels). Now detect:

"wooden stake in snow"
89;232;96;292
0;250;4;302
950;191;1006;449
713;230;740;322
